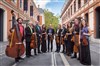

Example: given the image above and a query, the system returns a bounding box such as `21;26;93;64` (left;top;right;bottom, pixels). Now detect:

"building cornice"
60;0;72;17
1;0;38;21
62;0;100;24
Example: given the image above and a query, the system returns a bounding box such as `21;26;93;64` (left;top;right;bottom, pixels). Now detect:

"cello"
30;27;37;49
5;11;25;58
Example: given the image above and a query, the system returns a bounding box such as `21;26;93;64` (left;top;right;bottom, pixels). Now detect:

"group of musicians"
8;11;92;65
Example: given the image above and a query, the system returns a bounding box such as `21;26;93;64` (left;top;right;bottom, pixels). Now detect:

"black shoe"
71;56;76;58
57;51;59;53
38;52;41;53
35;54;37;55
26;55;30;58
71;54;77;58
71;53;77;58
30;55;34;57
55;50;58;52
19;57;24;60
77;57;80;60
15;59;19;62
67;54;71;56
61;51;64;53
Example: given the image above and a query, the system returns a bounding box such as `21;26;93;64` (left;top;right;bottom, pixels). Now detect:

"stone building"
61;0;100;43
0;0;39;41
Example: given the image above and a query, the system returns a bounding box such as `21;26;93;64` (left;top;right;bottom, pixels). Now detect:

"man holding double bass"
6;10;25;62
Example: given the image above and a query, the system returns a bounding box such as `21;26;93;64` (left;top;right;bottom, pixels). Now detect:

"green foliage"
44;9;59;32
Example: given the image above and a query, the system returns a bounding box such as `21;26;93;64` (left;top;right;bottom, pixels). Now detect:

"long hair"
42;24;46;31
67;22;72;29
81;19;88;29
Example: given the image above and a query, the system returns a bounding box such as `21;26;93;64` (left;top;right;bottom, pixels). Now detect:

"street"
0;40;100;66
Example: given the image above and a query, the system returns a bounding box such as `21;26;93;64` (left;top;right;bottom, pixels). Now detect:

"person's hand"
73;31;77;34
11;29;14;32
79;41;81;45
33;32;36;35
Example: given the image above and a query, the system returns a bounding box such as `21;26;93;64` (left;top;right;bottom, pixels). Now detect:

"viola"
55;34;60;44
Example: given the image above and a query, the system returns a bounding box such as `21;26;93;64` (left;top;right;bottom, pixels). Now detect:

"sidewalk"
90;41;100;54
0;41;8;55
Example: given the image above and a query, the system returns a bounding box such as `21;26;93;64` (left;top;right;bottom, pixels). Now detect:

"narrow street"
0;40;100;66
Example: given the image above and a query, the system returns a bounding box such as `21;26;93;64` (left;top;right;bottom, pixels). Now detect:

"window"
68;9;70;17
11;0;17;3
71;5;72;15
37;15;40;21
74;1;76;12
19;0;22;8
78;0;81;9
85;13;88;23
84;0;88;4
24;0;28;11
30;6;33;16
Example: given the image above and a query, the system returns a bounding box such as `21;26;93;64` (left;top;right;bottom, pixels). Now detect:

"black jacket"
47;28;55;39
25;26;33;42
56;28;62;37
61;27;67;36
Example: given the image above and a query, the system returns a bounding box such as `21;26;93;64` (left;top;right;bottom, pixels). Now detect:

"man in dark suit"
10;10;25;62
61;24;67;53
35;21;42;53
47;24;54;52
25;22;37;57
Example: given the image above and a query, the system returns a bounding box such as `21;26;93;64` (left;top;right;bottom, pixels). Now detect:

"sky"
34;0;66;16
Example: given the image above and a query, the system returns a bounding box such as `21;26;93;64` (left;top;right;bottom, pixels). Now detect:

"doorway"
95;6;100;38
0;8;4;41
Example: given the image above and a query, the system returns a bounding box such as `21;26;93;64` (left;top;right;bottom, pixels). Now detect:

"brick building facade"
61;0;100;43
0;0;39;41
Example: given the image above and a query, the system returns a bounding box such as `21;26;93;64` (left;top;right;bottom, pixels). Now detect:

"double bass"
5;11;25;58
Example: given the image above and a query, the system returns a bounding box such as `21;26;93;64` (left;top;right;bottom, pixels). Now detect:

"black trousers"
26;42;31;56
64;39;68;53
37;36;41;53
56;43;61;52
34;48;37;54
66;40;71;55
62;44;65;52
48;39;53;51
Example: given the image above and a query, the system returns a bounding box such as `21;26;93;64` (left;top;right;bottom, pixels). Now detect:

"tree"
44;9;59;31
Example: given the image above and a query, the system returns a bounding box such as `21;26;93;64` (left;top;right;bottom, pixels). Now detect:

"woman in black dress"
80;19;92;65
41;24;47;53
66;22;73;56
